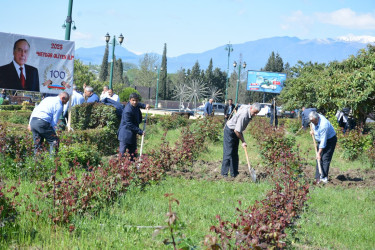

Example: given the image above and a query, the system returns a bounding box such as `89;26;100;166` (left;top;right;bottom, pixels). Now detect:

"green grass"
286;186;375;249
2;177;272;249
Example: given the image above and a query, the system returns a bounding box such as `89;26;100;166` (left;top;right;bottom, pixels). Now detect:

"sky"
1;0;375;57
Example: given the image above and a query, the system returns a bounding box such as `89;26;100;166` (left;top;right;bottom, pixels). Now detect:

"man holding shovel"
118;93;150;160
221;102;261;178
309;111;337;183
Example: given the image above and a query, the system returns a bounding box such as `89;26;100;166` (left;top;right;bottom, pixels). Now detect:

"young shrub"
338;129;372;161
284;118;301;134
58;143;101;169
119;87;141;102
70;103;120;131
60;127;118;156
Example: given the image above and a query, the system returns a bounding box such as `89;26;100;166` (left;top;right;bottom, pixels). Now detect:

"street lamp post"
105;32;124;90
154;66;163;108
233;60;247;105
225;43;233;102
62;0;76;40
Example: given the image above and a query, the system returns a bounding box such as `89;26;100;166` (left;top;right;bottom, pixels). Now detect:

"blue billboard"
247;70;286;94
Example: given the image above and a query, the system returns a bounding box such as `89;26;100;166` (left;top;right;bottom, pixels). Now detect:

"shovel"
244;146;257;182
310;123;323;179
139;109;149;158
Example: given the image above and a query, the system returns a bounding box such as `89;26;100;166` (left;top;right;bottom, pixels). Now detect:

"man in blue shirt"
204;98;213;117
84;86;99;103
309;111;337;183
117;93;150;159
28;92;70;154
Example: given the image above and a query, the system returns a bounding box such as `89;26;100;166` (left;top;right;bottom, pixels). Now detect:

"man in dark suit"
117;93;150;159
224;99;236;123
0;39;39;91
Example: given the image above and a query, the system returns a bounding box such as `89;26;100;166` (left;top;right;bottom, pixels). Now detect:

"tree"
264;51;284;72
113;58;124;85
99;44;109;82
160;43;168;100
134;53;159;88
204;59;214;87
280;45;375;124
190;61;203;82
74;59;97;91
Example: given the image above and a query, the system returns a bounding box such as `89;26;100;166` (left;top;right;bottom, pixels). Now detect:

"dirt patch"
301;165;375;188
166;160;375;188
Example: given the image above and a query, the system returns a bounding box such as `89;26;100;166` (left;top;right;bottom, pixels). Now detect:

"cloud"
281;10;313;33
316;8;375;30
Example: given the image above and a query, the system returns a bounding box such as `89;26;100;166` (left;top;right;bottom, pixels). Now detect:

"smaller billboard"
247;70;286;94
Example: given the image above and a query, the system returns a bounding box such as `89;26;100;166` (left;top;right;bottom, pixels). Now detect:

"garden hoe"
310;123;323;180
138;109;149;168
244;146;257;182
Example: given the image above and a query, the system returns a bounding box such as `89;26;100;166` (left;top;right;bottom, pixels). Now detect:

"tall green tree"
113;58;124;84
99;44;109;82
160;43;168;100
264;51;284;72
134;53;159;88
190;61;203;82
204;59;214;86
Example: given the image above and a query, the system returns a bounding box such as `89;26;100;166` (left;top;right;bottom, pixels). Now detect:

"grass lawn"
2;177;272;249
287;186;375;249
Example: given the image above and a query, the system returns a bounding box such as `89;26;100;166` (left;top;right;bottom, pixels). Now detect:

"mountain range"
75;36;373;73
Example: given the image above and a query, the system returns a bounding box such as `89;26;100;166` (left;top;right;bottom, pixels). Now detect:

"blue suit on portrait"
0;62;40;91
117;102;146;158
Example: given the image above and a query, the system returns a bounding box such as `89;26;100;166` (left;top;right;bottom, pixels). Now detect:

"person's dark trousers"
221;125;239;177
315;135;337;179
30;118;59;154
119;141;137;161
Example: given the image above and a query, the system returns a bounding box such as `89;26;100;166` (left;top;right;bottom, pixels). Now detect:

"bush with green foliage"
0;105;33;111
119;87;141;102
58;143;101;169
61;127;118;156
70;102;120;131
284;118;301;134
338;129;372;161
0;111;31;125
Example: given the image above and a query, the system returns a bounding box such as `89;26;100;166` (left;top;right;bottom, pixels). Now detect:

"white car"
193;102;225;115
257;103;271;116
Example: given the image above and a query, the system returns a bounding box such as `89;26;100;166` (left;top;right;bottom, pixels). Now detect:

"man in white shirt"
63;85;84;117
28;92;69;154
106;89;120;102
99;85;109;100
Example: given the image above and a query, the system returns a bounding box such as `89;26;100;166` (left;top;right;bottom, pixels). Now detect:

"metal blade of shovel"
244;146;257;182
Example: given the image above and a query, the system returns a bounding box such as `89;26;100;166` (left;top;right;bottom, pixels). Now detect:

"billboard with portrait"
0;32;74;94
247;70;286;94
